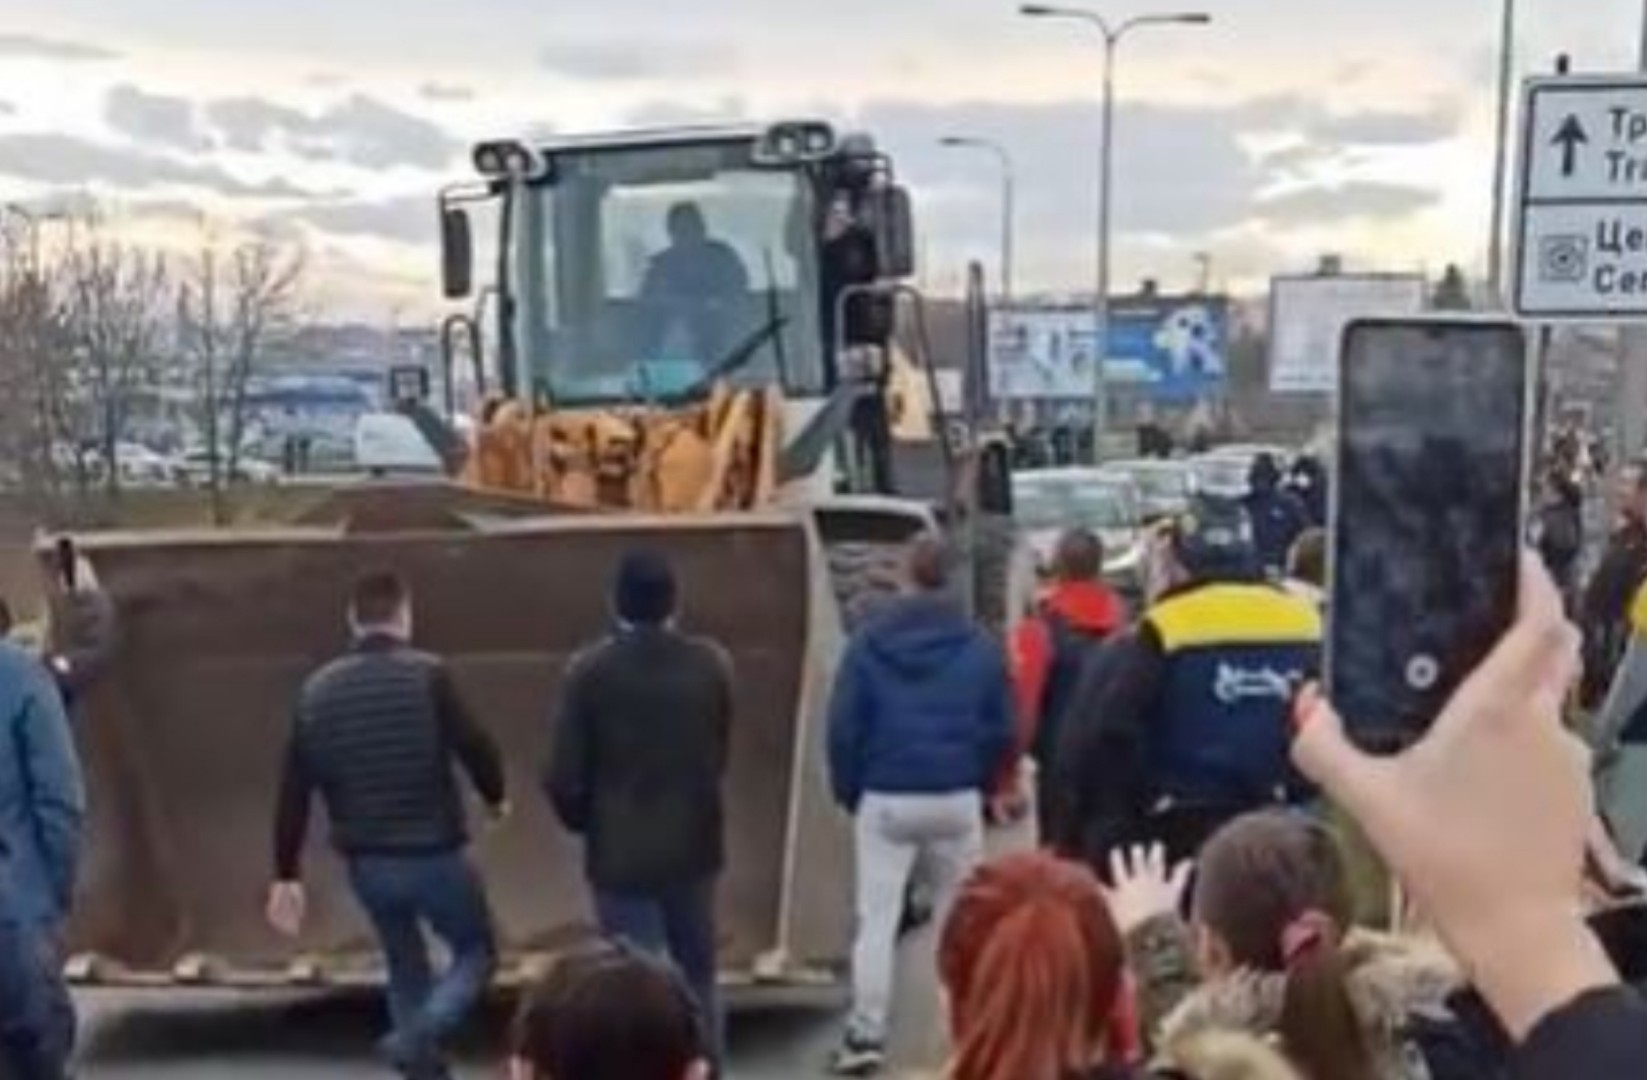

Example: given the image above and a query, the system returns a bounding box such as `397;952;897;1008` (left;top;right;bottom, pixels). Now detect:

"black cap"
613;549;678;626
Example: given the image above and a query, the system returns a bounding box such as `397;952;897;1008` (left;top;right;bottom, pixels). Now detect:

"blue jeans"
348;851;496;1077
593;878;722;1064
0;918;73;1080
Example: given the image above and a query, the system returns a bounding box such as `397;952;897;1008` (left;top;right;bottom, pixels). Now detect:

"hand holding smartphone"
1326;319;1530;753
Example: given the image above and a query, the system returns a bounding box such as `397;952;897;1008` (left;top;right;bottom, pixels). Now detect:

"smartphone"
1326;318;1529;753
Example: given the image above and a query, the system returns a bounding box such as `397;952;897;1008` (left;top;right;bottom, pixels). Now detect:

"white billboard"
987;309;1100;400
1268;274;1428;394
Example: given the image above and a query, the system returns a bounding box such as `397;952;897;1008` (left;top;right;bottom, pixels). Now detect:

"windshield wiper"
661;312;789;405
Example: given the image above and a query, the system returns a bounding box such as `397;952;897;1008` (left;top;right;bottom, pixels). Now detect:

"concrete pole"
1092;31;1116;465
1621;8;1647;465
1487;0;1516;305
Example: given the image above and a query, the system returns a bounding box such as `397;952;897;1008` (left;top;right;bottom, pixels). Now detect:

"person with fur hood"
1104;814;1495;1080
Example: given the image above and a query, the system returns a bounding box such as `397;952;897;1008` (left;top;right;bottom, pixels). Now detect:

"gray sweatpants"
847;791;984;1042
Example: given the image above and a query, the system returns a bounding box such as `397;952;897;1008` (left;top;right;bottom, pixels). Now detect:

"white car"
114;442;176;487
171;449;282;487
1099;459;1197;522
1191;445;1296;500
1014;468;1144;573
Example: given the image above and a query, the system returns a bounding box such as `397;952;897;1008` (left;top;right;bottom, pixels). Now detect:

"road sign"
1268;274;1427;394
1516;76;1647;320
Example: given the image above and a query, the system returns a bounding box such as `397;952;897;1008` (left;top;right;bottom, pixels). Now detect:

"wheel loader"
42;120;1026;994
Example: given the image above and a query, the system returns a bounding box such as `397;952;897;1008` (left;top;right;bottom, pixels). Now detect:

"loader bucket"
50;502;851;989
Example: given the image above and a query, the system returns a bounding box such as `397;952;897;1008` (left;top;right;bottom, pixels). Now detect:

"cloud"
201;93;457;169
538;39;735;81
0;133;315;199
204;96;312;153
1227;95;1318;131
622;96;748;128
1253;181;1441;226
856;97;1265;243
1308;100;1463;145
285;195;434;246
1258;142;1349;178
0;33;118;63
419;82;475;103
105;85;203;150
320;94;455;168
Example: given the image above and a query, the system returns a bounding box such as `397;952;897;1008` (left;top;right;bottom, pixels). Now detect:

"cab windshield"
514;139;826;406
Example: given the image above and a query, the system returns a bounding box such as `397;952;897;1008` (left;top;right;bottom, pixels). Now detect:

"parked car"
1014;468;1144;573
171;448;283;487
1190;444;1298;500
114;442;177;487
1098;458;1197;523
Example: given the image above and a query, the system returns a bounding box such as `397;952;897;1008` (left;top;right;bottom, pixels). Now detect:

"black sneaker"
377;1032;453;1080
828;1033;886;1077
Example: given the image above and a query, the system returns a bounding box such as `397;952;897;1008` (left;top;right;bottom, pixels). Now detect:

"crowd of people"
4;443;1647;1079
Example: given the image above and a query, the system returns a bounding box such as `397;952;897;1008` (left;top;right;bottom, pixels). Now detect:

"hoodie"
1011;581;1127;797
0;642;84;927
827;593;1014;810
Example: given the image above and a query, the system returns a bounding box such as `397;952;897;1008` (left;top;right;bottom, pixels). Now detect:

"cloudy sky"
0;0;1641;319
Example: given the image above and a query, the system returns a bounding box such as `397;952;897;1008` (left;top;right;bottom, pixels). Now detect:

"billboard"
988;296;1229;404
1268;274;1428;394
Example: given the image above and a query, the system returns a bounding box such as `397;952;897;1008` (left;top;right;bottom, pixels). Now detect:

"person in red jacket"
1009;529;1127;842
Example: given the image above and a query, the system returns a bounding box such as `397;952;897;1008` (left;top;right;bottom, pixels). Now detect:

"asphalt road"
70;926;939;1080
70;816;1035;1079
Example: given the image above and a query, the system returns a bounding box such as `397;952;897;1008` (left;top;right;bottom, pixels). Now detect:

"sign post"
1514;76;1647;319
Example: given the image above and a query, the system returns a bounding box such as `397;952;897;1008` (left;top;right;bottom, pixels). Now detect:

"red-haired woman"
938;851;1295;1080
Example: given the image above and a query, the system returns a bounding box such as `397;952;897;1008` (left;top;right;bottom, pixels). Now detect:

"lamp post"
1486;0;1517;304
938;136;1017;304
1019;4;1210;460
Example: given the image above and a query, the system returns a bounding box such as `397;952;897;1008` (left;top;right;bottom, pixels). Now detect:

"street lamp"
1019;4;1210;459
938;136;1017;304
1485;0;1517;306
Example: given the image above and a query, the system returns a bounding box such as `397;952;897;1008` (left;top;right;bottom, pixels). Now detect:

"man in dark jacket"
1010;529;1127;842
1534;467;1585;608
1583;461;1647;707
826;533;1014;1076
546;550;733;1064
1242;453;1310;579
1052;497;1321;871
269;570;506;1080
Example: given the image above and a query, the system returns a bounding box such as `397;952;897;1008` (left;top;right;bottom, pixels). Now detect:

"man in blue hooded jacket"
0;634;85;1078
826;533;1014;1077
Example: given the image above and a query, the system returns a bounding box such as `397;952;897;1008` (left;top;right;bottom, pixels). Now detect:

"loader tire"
825;541;907;631
970;513;1020;638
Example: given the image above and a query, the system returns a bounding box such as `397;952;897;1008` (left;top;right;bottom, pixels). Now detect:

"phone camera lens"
1405;655;1441;692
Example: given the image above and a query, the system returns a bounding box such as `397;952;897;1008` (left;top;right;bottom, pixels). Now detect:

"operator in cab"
1048;496;1322;872
638;202;750;361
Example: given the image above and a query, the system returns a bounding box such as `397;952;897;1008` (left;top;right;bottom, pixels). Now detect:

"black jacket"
1582;520;1647;706
273;635;505;879
1511;987;1647;1079
546;626;732;891
1049;581;1320;869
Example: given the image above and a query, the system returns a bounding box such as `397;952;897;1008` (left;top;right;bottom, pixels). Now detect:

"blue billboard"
988;295;1229;405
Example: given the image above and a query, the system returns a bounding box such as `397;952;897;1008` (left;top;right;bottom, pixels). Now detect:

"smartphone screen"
1327;319;1527;752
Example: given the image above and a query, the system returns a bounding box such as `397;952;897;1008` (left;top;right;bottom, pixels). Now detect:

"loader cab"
440;122;915;413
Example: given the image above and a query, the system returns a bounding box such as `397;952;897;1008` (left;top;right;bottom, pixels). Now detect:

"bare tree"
0;224;55;496
58;215;170;498
177;228;305;521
